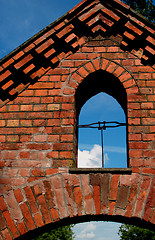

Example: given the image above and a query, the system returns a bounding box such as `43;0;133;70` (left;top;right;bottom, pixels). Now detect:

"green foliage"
122;0;155;22
118;224;155;240
32;225;75;240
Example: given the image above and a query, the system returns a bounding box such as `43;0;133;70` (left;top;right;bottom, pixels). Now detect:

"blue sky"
1;0;153;238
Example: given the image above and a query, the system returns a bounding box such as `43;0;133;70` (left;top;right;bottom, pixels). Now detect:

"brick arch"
62;57;138;97
0;171;154;240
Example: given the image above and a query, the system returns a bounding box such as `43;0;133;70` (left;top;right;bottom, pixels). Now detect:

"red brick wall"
0;36;155;239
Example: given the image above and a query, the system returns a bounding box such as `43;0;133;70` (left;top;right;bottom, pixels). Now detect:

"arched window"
75;70;128;169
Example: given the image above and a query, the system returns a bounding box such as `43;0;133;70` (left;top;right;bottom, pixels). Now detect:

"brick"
47;119;60;126
116;186;129;209
62;87;75;95
113;66;124;77
3;151;16;160
77;67;89;78
20;120;32;126
84;61;96;73
37;195;51;224
14;189;24;203
43;180;56;208
0;196;7;212
81;175;93;215
107;46;119;52
101;58;109;70
0;70;11;82
101;7;120;21
141;102;153;109
47;104;60;111
17;221;27;235
26;143;51;150
51;175;68;218
93;58;100;70
35;39;54;54
24;43;35;52
125;21;143;35
14;54;33;69
123;31;135;40
2;58;14;68
61;135;73;142
46;169;58;176
142;168;155;175
0;212;6;230
74;184;84;216
62;174;76;217
33;134;48;142
3;211;20;238
1;228;12;240
59;151;73;159
109;175;119;200
4;191;23;221
142;118;155;125
133;176;151;218
13;51;24;60
106;61;116;73
92;185;101;214
50;208;59;221
20;202;36;230
24;186;38;214
31;169;45;177
145;45;155;55
34;212;44;227
119;72;131;82
0;120;5;127
23;63;35;74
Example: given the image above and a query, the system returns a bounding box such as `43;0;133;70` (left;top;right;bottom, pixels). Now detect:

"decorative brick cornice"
0;0;154;105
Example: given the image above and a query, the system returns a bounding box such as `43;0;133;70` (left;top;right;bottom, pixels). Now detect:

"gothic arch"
62;57;138;99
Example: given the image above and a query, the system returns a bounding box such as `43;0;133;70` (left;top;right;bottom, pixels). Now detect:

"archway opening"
23;217;154;240
75;70;128;168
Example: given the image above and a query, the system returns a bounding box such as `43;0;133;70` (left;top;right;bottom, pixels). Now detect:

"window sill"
69;168;132;174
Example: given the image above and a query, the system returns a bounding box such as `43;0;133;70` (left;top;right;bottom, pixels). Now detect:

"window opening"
78;92;127;168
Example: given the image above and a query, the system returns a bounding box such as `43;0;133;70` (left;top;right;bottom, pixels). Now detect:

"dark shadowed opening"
75;70;128;168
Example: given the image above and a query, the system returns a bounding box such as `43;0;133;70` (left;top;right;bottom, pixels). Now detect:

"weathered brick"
37;195;52;224
109;175;119;200
24;186;38;214
116;186;129;209
51;175;68;218
0;213;6;230
20;202;36;230
33;212;44;227
4;191;23;222
14;189;24;203
3;211;20;238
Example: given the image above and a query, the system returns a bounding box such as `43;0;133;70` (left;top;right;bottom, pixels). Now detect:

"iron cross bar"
78;121;126;168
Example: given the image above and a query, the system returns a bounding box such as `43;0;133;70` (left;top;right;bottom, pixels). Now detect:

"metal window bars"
78;121;126;168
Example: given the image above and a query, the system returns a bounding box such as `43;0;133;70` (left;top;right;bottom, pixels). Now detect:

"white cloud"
77;232;95;239
76;223;96;239
79;143;126;154
82;223;96;233
104;153;110;161
78;144;102;168
78;144;111;168
74;221;121;240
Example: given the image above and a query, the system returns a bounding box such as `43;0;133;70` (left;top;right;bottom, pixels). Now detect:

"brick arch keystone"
62;57;138;96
